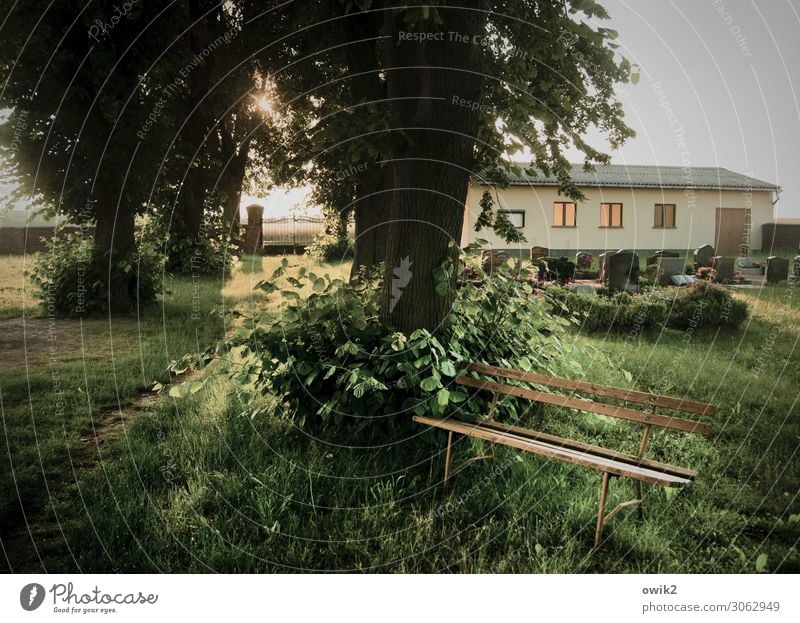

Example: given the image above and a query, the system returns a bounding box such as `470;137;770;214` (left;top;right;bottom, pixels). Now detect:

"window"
654;203;676;228
499;210;525;228
600;202;623;228
553;202;576;227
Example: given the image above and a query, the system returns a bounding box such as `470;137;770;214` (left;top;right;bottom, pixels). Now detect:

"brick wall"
0;226;92;254
761;224;800;252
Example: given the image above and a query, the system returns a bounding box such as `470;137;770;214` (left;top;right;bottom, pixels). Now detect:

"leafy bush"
547;282;747;332
198;258;578;428
546;287;667;332
142;208;235;276
536;256;575;282
30;231;161;317
305;230;353;262
665;282;749;329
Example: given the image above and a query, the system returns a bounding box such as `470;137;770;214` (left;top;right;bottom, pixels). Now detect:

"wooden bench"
413;362;715;548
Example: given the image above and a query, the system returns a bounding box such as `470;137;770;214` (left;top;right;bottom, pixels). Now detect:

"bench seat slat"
480;419;697;480
455;376;712;437
413;415;692;486
466;363;716;417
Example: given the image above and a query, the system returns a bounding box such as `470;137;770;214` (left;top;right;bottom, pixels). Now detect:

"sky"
2;1;799;221
567;0;800;218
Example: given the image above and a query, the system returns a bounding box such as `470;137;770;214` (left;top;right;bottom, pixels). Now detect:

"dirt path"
1;389;160;572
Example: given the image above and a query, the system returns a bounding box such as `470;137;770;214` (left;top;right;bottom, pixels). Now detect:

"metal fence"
261;216;325;246
261;215;355;247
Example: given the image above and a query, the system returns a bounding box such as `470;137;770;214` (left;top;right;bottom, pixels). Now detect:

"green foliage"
142;208;235;276
211;255;575;427
29;231;161;317
536;257;576;283
473;190;527;244
666;282;749;329
547;283;748;332
306;208;353;262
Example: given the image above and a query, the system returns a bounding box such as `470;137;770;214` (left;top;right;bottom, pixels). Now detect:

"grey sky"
573;0;800;217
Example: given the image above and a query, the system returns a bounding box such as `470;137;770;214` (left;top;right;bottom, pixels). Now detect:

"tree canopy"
0;0;633;325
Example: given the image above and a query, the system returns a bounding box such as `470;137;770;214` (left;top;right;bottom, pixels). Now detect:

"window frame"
599;202;623;228
654;203;676;229
498;209;525;228
552;201;577;228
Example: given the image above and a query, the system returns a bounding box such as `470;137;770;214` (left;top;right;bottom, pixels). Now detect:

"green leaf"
755;553;768;572
436;388;450;407
439;360;457;377
420;376;440;392
168;384;186;398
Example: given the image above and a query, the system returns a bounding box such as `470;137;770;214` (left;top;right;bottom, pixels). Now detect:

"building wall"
761;223;800;252
462;184;775;255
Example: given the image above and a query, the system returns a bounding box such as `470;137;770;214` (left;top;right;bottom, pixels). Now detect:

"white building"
463;165;779;256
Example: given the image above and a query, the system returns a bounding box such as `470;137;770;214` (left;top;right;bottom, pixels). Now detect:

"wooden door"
715;208;749;255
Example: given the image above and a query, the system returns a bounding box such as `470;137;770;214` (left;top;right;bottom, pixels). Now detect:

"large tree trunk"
94;199;135;315
344;10;389;277
351;169;389;275
380;4;488;332
219;131;250;236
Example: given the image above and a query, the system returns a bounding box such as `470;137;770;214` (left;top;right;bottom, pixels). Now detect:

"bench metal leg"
594;472;611;548
443;431;456;492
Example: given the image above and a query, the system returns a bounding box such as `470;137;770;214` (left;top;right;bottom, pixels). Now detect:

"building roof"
476;164;779;192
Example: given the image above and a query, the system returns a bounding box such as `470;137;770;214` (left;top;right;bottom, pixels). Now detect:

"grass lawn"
0;252;350;571
1;253;798;572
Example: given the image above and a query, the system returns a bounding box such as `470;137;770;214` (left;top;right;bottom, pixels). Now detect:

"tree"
332;1;634;331
0;0;185;312
260;0;633;331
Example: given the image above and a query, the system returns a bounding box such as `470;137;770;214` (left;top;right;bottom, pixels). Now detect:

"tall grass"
3;254;798;572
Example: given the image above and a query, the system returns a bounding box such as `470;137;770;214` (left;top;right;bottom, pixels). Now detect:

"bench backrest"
458;363;714;437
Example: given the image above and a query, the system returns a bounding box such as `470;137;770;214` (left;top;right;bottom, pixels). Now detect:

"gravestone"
712;256;735;283
766;256;789;284
243;204;264;253
670;274;697;287
481;249;508;275
606;250;639;293
576;251;593;268
530;246;549;261
658;257;687;282
693;244;715;269
598;250;618;283
647;250;680;266
735;255;754;268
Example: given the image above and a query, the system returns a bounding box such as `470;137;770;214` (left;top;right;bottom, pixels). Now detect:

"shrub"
666;282;749;329
536;256;575;282
30;231;161;317
305;230;353;262
142;208;235;276
192;258;577;428
546;282;746;332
